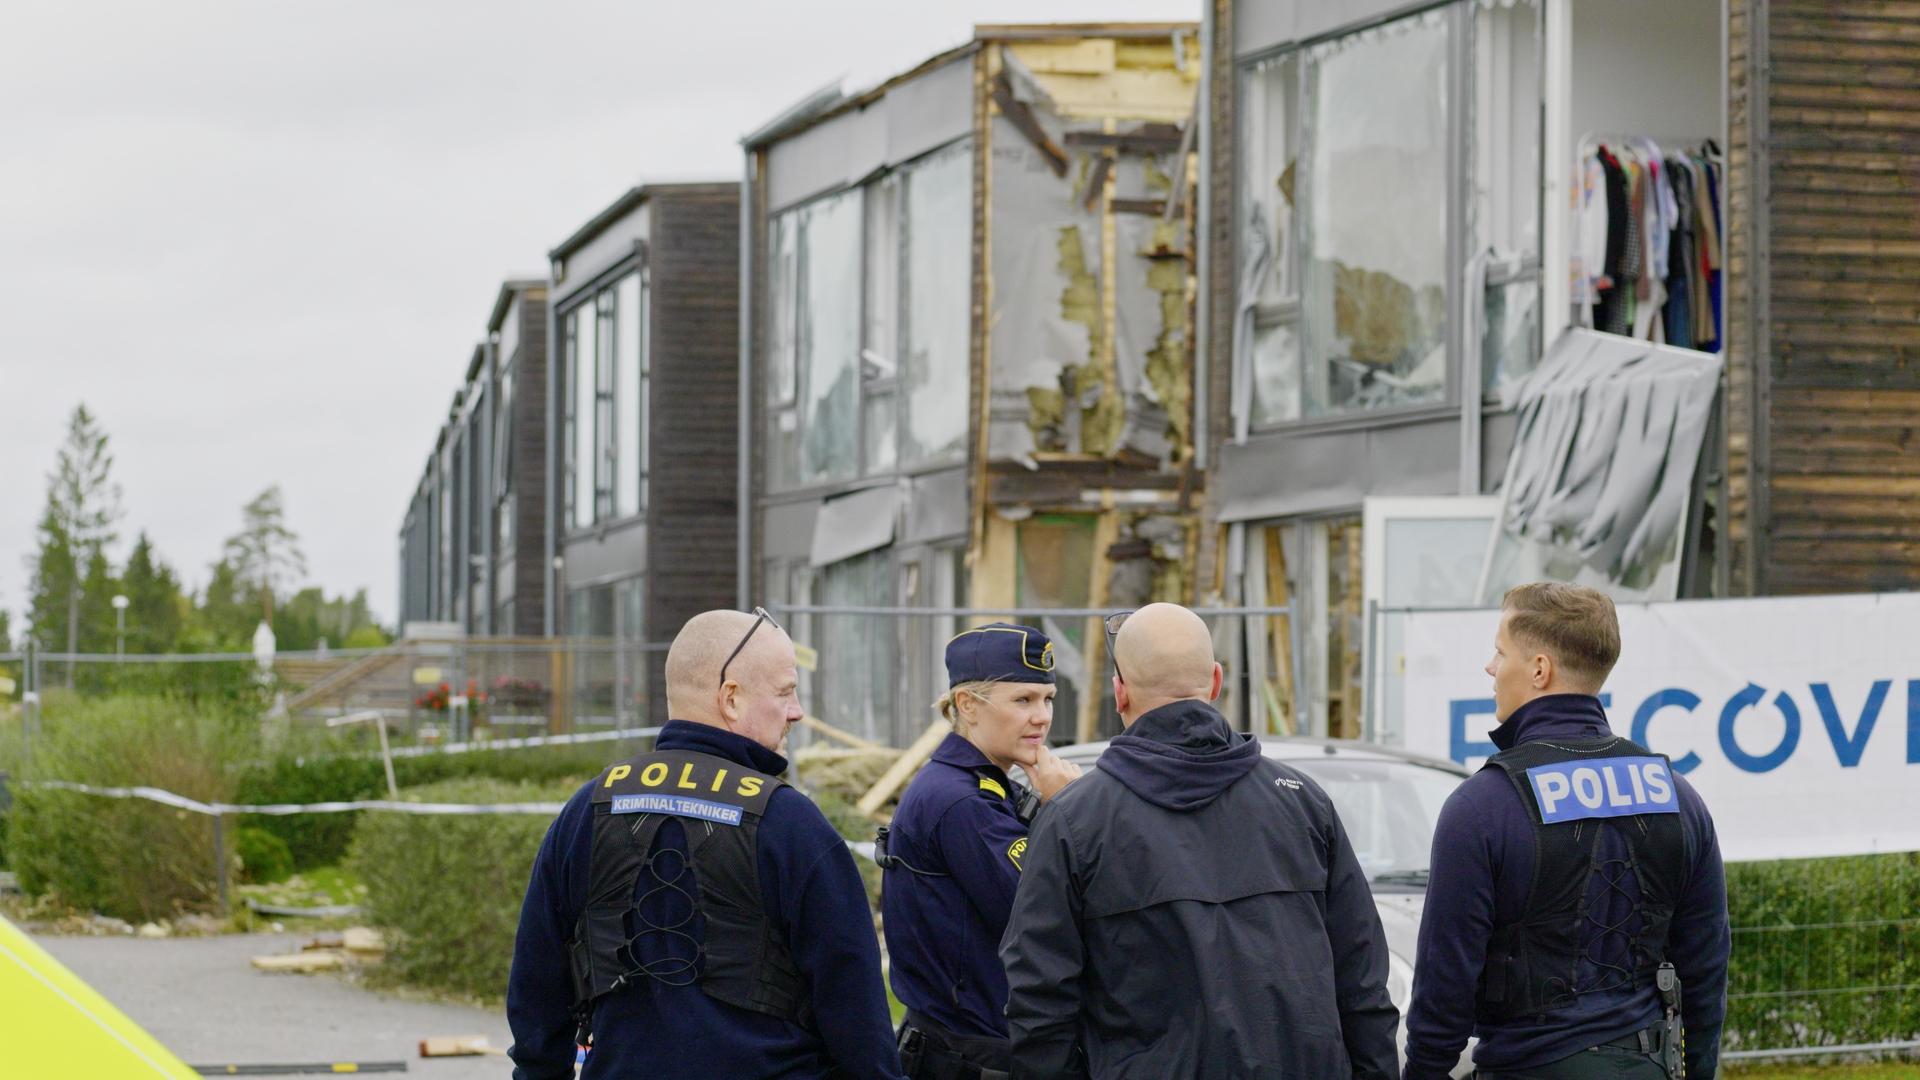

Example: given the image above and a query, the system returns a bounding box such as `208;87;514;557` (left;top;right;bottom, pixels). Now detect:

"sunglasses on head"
719;606;782;689
1104;609;1134;683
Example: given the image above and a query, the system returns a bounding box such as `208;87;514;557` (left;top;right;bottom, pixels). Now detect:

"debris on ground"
419;1034;505;1057
251;926;385;974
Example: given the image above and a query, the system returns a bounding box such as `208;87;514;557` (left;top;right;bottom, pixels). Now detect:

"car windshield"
1287;757;1463;889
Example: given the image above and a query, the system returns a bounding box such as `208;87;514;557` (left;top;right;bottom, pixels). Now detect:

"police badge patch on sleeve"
1006;837;1028;871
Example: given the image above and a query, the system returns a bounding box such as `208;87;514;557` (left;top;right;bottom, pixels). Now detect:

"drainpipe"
736;151;755;611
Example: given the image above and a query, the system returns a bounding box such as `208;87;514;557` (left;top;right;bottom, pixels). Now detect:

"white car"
1050;736;1475;1078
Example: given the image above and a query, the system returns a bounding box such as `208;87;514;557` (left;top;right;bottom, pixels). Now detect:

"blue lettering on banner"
1719;683;1800;773
610;794;743;826
1526;757;1680;824
1811;680;1890;768
1632;689;1704;774
1445;680;1920;770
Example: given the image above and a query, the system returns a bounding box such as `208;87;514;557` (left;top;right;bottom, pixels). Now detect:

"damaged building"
1200;0;1920;740
740;23;1204;747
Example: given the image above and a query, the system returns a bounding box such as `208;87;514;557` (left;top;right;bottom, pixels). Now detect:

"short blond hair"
935;679;1003;731
1502;583;1621;685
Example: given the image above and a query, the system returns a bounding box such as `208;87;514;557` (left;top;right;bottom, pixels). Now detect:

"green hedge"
347;778;574;1002
1723;853;1920;1052
232;737;640;871
6;695;256;921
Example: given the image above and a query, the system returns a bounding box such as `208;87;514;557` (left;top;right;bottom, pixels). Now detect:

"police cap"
945;623;1057;687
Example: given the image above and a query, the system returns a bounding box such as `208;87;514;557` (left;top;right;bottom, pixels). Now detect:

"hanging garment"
1593;147;1632;335
1663;155;1696;350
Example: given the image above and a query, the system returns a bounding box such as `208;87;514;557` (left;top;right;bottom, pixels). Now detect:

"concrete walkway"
31;930;515;1078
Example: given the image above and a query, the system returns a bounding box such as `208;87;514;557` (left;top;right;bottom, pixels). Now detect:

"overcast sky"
0;0;1197;636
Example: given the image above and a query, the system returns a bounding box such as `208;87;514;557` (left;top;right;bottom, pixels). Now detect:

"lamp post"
110;594;129;659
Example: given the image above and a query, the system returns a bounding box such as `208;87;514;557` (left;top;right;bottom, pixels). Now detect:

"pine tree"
77;550;120;655
36;405;123;683
223;486;306;625
0;608;12;653
25;502;77;655
123;533;185;654
194;559;259;651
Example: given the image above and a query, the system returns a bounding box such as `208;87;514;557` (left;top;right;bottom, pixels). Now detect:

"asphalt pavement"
31;930;516;1079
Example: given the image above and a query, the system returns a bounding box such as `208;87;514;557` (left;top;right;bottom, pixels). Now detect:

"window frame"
762;136;974;498
557;257;650;536
1233;0;1549;435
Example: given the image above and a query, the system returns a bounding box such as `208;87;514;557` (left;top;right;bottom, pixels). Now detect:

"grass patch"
1726;1063;1920;1078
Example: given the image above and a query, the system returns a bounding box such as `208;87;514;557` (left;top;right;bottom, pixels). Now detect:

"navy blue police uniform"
880;624;1056;1080
1403;694;1731;1080
506;719;904;1080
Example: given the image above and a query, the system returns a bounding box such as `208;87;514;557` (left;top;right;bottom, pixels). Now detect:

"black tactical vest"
566;749;811;1033
1476;735;1689;1024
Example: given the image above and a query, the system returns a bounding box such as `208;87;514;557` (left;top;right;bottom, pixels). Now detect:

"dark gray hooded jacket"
1000;700;1400;1079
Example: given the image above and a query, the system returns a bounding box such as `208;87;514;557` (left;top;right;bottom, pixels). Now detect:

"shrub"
347;777;575;1002
1723;853;1920;1052
233;752;385;870
236;826;294;884
7;695;257;921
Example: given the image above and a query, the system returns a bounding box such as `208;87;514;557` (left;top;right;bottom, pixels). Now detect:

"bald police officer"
507;608;903;1079
1403;584;1730;1079
882;624;1081;1079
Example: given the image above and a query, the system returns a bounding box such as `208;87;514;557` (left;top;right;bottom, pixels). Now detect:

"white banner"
1393;592;1920;862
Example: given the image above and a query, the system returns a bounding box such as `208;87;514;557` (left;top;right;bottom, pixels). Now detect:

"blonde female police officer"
879;624;1083;1080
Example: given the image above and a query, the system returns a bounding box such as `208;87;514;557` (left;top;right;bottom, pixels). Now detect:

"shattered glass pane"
766;212;799;407
1252;319;1302;427
864;388;897;475
799;189;863;487
814;550;895;742
1239;53;1298;306
1483;276;1541;395
902;140;971;468
1301;11;1450;417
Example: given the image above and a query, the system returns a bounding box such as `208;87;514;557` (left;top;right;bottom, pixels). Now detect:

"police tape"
377;725;662;760
25;781;566;817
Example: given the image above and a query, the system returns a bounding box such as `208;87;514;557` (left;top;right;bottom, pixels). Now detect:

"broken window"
1473;0;1544;395
863;174;901;476
1247;515;1363;739
1301;12;1450;417
800;191;863;486
813;549;896;742
902;140;972;468
1236;12;1452;424
765;213;802;491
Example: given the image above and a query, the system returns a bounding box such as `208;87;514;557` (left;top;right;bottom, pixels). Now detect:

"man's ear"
1112;674;1130;716
1207;662;1223;703
1531;651;1555;691
717;681;740;725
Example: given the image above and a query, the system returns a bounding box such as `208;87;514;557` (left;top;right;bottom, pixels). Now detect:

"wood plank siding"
1740;0;1920;593
507;290;550;636
644;186;741;719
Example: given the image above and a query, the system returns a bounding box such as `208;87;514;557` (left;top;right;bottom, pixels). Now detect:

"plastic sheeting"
1479;330;1721;602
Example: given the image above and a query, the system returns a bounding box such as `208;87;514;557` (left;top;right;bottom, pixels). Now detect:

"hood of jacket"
1096;699;1263;811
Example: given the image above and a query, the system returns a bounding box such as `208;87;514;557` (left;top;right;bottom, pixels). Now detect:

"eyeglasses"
719;606;781;688
1104;610;1134;683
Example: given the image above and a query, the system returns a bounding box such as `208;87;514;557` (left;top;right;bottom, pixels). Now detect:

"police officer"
881;623;1082;1080
1404;584;1731;1080
506;608;904;1080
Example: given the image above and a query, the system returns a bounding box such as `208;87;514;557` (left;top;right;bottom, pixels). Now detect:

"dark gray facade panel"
1235;0;1443;57
767;106;886;212
766;57;971;214
509;294;551;637
761;499;821;561
885;58;974;168
1214;413;1466;521
904;467;969;544
562;523;648;588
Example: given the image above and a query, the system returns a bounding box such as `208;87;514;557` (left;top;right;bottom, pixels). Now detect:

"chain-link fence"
0;638;668;747
767;605;1296;753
